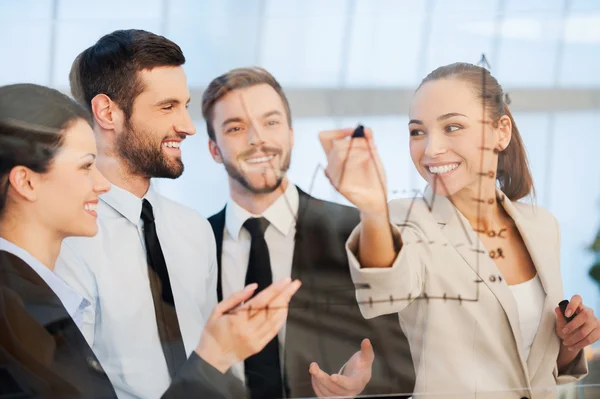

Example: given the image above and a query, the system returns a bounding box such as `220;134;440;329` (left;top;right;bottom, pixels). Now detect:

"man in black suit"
201;67;415;398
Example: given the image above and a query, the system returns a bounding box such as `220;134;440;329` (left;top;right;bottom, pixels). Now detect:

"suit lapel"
291;187;311;281
501;199;560;381
426;188;530;376
0;251;116;397
208;207;226;302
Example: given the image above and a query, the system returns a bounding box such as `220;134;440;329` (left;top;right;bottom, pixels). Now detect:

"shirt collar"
0;238;89;321
225;184;299;241
101;181;160;225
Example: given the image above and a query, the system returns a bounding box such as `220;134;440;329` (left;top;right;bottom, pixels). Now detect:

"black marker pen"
559;300;576;323
352;124;365;138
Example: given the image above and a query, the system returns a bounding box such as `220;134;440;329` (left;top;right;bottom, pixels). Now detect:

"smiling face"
115;66;196;179
208;83;293;194
33;119;111;237
408;78;511;197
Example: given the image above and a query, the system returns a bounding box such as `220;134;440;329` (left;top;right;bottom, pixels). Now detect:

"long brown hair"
418;62;534;201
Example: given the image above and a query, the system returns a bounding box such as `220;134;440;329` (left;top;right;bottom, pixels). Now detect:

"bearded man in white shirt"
55;30;300;399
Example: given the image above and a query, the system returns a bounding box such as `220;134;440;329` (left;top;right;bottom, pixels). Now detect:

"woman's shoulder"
510;201;558;227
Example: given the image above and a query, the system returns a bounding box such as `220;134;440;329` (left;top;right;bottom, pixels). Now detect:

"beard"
115;118;184;179
221;145;291;194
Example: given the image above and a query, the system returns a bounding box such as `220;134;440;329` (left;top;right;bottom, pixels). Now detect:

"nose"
92;167;111;195
247;123;266;147
424;131;448;158
174;108;196;137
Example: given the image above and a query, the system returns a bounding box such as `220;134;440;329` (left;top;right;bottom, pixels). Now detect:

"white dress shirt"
0;237;89;329
54;182;218;399
221;183;299;382
508;274;546;360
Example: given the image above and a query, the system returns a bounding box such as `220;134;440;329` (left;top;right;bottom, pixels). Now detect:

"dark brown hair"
0;83;92;215
69;29;185;120
419;62;534;201
201;67;292;141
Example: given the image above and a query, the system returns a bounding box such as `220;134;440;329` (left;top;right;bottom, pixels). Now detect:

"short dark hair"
69;29;185;119
201;67;292;141
0;83;92;215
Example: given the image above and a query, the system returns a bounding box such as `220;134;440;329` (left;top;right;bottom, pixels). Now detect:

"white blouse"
508;274;546;360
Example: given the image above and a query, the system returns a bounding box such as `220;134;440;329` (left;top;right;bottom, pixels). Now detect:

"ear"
8;166;40;203
91;94;126;134
208;139;223;164
496;115;512;152
289;126;294;148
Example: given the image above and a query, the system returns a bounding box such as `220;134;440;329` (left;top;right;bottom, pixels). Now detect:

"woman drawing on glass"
317;63;600;398
0;83;299;399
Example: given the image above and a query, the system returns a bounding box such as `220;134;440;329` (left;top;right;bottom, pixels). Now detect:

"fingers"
563;318;595;347
555;307;568;331
250;279;302;330
566;295;583;318
561;307;591;337
360;338;375;365
310;363;342;397
557;296;600;353
319;128;355;154
240;278;294;318
311;375;334;398
324;139;380;188
562;307;599;348
239;280;301;355
319;128;376;155
569;327;600;353
213;283;258;318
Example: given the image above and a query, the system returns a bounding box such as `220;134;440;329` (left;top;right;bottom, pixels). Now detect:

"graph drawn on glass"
225;53;515;315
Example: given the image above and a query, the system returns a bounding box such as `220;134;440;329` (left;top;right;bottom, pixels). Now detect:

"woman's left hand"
555;294;600;369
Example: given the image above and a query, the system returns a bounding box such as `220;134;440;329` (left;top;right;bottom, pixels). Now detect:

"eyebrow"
262;110;283;119
155;97;191;107
408;112;468;126
80;153;96;160
221;110;284;128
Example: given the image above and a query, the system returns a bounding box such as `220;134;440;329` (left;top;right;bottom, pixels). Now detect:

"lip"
422;161;461;167
162;139;183;154
84;199;99;218
423;162;461;178
244;153;277;164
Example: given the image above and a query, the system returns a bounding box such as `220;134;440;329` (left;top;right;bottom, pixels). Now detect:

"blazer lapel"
501;199;561;381
208;207;226;302
425;187;530;377
290;187;311;281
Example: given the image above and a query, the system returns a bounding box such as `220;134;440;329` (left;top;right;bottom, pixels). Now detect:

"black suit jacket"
0;250;245;399
209;187;415;398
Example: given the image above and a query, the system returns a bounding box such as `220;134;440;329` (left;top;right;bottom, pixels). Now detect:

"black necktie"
243;217;285;399
140;198;187;379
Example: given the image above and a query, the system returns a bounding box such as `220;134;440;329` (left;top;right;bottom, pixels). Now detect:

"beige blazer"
347;187;587;399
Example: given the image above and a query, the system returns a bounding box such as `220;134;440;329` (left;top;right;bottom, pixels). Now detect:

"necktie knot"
243;217;270;238
141;199;155;223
